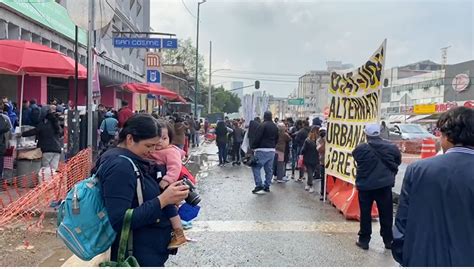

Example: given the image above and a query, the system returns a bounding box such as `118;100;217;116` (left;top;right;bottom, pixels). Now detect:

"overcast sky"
151;0;474;97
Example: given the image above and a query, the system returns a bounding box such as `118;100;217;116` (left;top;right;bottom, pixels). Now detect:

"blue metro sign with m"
147;70;161;84
113;37;178;49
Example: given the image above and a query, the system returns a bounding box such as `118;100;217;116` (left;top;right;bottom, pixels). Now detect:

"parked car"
388;124;439;154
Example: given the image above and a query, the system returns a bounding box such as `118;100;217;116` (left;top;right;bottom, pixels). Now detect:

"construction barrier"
420;138;437;159
0;148;92;228
326;175;378;221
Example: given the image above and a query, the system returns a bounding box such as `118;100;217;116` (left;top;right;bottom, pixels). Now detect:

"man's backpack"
57;155;143;261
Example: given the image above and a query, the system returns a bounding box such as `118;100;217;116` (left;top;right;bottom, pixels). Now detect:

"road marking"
187;220;359;233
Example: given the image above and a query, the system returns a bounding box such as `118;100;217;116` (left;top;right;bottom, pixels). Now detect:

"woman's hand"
158;181;189;208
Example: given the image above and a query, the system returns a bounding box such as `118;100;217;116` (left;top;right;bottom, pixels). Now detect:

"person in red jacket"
117;100;134;128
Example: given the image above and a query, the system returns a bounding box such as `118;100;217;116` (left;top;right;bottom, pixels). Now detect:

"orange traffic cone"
420;138;437;159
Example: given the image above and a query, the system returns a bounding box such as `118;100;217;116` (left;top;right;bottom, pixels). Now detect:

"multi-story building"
295;71;331;118
0;0;150;109
231;81;244;116
268;96;287;120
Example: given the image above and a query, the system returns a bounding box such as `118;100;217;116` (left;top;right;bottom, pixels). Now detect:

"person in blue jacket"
393;107;474;266
94;114;189;267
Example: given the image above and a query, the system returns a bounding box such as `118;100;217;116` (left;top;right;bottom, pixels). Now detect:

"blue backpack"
57;155;143;261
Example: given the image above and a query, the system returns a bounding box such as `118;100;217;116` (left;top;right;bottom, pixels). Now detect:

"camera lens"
185;192;201;206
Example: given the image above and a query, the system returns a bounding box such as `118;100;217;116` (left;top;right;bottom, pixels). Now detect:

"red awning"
0;40;87;78
122;83;187;103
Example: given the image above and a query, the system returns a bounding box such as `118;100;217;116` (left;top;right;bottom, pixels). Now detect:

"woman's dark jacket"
95;147;174;267
300;138;319;166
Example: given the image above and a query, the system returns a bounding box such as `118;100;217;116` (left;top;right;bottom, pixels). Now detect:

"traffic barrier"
420;138;437;159
327;176;378;221
0;148;91;227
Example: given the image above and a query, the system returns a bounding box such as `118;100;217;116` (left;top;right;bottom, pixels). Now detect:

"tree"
161;38;207;84
199;85;241;115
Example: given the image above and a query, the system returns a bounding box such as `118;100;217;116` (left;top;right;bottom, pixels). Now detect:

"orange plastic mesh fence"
0;148;92;227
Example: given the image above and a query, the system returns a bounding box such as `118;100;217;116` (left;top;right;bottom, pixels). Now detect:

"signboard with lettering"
288;98;304;105
113;37;178;49
413;104;436;115
325;40;386;184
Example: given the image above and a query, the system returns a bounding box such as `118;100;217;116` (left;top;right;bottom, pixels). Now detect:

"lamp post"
208;68;231;114
195;0;206;117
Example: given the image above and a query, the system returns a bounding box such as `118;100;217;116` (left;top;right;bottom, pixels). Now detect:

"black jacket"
251;120;279;149
232;127;244;143
248;120;260;147
0;114;11;156
94;147;173;266
22;120;63;153
352;136;401;191
300;138;319;166
294;127;309;148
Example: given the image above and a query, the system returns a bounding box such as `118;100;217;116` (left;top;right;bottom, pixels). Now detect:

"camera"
181;176;201;206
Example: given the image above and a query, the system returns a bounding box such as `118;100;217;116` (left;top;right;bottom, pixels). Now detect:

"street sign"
146;52;160;68
147;70;161;83
288;98;304;105
162;38;178;49
113;37;178;49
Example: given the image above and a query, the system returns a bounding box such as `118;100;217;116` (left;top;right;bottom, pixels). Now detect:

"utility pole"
86;0;95;148
195;0;206;117
208;41;212;114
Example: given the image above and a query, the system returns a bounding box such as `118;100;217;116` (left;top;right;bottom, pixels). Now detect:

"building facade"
0;0;150;109
296;71;331;118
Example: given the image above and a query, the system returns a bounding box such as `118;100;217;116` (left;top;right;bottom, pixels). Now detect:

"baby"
151;120;187;249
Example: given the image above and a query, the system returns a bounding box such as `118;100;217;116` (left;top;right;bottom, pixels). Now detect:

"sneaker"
276;179;286;183
355;241;369;250
282;176;289;182
237;162;241;165
252;186;265;194
384;241;392;250
168;228;187;249
305;185;311;191
291;174;295;179
309;187;315;193
263;187;270;192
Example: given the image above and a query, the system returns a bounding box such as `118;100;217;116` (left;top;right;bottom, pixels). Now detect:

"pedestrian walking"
232;121;244;165
171;116;188;150
317;127;326;200
20;111;63;171
99;111;118;148
352;123;401;250
117;100;134;128
215;120;233;166
380;121;390;140
289;120;302;180
392;107;474;266
0;103;12;179
94;114;189;266
250;111;279;194
247;117;261;148
275;122;291;183
300;126;320;193
294;120;310;182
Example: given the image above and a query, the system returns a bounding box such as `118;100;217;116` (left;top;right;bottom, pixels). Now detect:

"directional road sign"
113;37;178;49
147;70;161;84
288;98;304;105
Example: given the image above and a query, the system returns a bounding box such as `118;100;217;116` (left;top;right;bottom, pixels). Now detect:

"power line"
181;0;197;19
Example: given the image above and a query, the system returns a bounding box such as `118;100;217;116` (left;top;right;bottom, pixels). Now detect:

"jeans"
251;151;275;188
304;163;319;186
233;142;242;162
217;142;227;164
358;186;393;244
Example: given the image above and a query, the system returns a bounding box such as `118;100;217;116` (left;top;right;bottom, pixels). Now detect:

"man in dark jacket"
250;111;279;194
294;120;310;181
247;117;261;147
352;123;401;250
393;107;474;266
0;103;12;179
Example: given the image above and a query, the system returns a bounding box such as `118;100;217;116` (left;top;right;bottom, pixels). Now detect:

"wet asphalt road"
166;143;398;267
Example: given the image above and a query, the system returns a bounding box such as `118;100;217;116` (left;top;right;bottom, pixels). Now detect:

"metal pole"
87;0;95;147
208;40;212;114
19;73;25;127
194;2;201;117
74;25;79;110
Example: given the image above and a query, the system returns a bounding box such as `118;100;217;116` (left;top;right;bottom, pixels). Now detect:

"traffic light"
255;80;260;89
